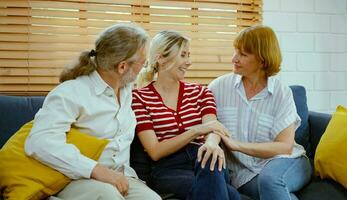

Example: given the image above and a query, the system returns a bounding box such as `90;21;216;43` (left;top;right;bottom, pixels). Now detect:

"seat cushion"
289;86;310;151
297;178;347;200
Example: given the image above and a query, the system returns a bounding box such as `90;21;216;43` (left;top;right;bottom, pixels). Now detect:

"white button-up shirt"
209;73;305;188
25;71;138;179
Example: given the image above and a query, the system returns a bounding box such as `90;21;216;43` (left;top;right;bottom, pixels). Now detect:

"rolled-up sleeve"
24;86;97;179
271;87;301;138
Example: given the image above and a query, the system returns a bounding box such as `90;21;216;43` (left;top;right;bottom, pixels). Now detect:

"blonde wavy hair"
136;30;190;88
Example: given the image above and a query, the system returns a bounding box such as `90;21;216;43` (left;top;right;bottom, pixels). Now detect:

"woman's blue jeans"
238;156;312;200
149;144;240;200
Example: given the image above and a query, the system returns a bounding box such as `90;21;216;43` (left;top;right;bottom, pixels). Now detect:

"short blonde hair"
233;25;282;77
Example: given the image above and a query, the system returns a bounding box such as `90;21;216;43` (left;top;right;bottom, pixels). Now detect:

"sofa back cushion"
0;95;45;148
289;85;310;152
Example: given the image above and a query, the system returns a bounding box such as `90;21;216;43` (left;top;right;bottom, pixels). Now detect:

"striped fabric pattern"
132;81;216;145
208;73;305;188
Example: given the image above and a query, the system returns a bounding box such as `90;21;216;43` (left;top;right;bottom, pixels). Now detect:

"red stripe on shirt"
132;81;217;145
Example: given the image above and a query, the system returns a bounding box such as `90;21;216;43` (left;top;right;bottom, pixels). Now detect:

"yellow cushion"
0;121;109;200
315;105;347;189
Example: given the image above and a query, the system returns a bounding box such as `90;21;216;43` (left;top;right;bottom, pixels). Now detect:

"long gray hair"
60;23;149;82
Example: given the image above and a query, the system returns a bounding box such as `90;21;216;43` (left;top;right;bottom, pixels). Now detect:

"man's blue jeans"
238;156;312;200
149;144;240;200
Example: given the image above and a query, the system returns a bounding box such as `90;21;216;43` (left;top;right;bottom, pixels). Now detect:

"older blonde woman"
209;25;312;200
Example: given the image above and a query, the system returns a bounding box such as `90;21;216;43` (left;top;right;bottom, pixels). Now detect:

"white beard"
121;68;137;86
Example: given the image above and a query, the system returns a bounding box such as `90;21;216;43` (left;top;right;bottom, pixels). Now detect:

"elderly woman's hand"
216;132;240;151
187;120;230;137
197;142;225;171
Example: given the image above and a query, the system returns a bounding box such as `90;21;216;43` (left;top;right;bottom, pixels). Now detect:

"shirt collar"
89;70;110;96
234;74;242;88
234;74;274;95
267;76;275;95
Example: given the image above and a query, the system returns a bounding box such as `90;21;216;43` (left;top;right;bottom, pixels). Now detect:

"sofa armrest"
308;111;332;159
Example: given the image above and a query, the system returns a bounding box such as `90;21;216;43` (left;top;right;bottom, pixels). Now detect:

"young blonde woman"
25;24;161;200
132;30;240;200
209;25;312;200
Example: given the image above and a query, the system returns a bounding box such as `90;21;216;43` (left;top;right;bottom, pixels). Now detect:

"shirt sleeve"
271;86;301;138
199;86;217;116
24;86;97;179
132;90;154;133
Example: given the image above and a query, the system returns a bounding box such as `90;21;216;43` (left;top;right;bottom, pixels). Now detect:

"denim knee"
194;158;224;172
258;169;281;190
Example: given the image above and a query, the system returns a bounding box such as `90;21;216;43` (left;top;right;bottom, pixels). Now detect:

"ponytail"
59;50;97;83
136;62;157;88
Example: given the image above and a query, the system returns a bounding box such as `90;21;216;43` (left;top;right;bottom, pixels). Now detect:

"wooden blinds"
0;0;262;95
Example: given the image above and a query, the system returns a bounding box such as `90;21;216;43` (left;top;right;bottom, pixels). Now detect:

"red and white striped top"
132;81;217;145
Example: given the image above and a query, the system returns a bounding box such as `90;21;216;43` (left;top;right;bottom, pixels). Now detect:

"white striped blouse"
208;73;306;188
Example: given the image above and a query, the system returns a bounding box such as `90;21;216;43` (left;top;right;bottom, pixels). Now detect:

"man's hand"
91;164;129;197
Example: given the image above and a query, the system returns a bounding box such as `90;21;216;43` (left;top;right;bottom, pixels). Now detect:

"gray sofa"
1;85;347;200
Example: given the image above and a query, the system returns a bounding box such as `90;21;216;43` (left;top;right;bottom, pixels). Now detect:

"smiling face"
232;48;264;79
162;43;191;81
149;31;191;82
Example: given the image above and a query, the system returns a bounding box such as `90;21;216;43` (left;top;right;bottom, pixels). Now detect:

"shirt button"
179;123;182;126
174;113;177;116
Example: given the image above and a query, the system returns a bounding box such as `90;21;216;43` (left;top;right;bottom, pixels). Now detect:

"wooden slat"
0;68;63;76
0;59;71;68
0;76;59;84
0;51;79;60
0;33;96;43
0;84;56;93
0;42;91;51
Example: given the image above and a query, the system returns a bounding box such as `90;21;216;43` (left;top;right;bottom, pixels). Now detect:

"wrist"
91;164;105;180
189;128;199;138
234;140;242;151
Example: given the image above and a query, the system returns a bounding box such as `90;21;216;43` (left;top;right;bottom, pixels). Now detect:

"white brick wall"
263;0;347;113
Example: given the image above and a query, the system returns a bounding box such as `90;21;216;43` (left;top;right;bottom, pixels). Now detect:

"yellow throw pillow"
0;121;109;200
315;105;347;189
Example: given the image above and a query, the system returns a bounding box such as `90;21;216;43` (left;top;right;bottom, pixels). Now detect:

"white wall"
263;0;347;113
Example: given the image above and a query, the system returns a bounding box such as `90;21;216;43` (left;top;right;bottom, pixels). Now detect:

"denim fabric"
239;156;312;200
150;144;240;200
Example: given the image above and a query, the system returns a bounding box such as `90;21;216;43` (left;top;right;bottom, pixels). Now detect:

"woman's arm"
137;127;199;161
219;123;295;159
